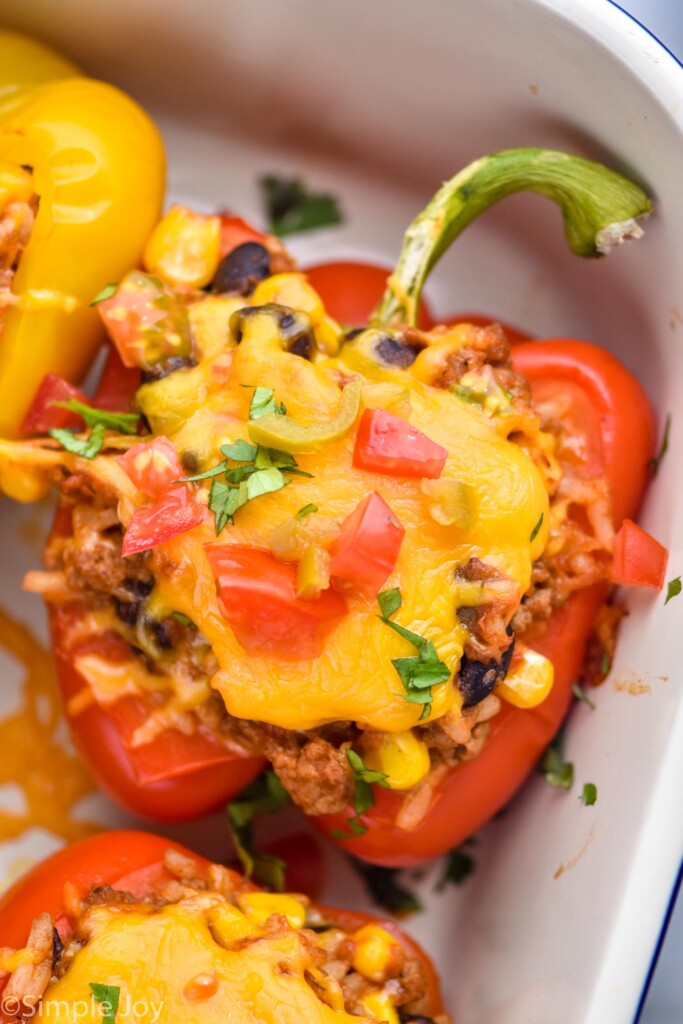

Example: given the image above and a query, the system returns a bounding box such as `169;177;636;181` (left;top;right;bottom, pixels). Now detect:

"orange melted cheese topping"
136;280;551;733
42;899;371;1024
0;604;94;842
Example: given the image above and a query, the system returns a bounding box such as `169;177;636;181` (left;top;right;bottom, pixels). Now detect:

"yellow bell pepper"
0;75;165;438
0;31;79;99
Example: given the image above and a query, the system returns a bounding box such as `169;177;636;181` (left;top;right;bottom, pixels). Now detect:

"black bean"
140;356;196;385
52;926;63;970
180;449;200;474
458;632;515;709
231;303;315;358
212;242;271;296
124;577;154;600
146;616;174;650
374;334;422;368
115;599;139;627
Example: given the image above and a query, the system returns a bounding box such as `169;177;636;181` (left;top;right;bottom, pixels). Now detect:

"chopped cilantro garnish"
581;782;597;806
296;502;318;520
665;576;682;605
248;386;286;420
330;750;390;840
54;398;140;435
377;588;451;721
436;841;476;890
529;512;544;543
260;175;343;237
572;682;596;711
353;862;422;916
49;422;106;460
649;412;671;476
541;737;574;790
172;611;195;627
89;984;120;1024
181;424;312;535
89;282;117;306
226;771;291;891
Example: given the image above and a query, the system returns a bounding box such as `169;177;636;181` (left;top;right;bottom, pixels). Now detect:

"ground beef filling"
1;849;435;1022
34;321;613;818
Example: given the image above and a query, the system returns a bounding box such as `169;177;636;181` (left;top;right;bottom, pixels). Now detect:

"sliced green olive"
247;378;362;454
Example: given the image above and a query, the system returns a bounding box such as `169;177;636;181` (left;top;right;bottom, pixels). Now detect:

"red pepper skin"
122;485;207;556
0;831;445;1020
330;491;405;598
219;215;267;256
353;408;447;479
304;261;433;329
612;519;667;589
205;545;348;660
21;374;89;434
316;337;656;866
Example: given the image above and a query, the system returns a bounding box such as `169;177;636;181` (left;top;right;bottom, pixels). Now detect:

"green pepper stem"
373;147;652;327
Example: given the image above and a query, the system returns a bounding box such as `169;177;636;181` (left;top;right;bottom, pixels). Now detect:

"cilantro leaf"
649;412;671;476
581;782;597;806
221;439;259;462
436;842;476;890
572;682;596;711
346;748;390;788
172;611;195;627
296;502;318;520
665;576;682;605
377;587;402;619
377;589;450;721
530;512;544;543
226;771;291;890
248;386;286;420
353;862;422;916
54;399;140;435
541;742;574;790
90;283;117;306
246;466;287;501
90;984;120;1024
260;175;343;237
49;422;106;460
330;818;368;840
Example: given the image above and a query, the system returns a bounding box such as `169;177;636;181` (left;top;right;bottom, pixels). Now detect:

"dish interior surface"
1;1;682;1022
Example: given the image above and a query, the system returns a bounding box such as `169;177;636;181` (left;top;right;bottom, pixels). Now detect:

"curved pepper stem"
374;147;652;327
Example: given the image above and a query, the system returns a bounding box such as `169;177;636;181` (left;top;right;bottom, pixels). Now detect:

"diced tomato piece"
219;215;267;258
122;486;207;557
118;437;185;500
97;270;191;371
330;492;405;598
611;518;667;589
205;545;347;660
21;374;89;434
353;408;448;479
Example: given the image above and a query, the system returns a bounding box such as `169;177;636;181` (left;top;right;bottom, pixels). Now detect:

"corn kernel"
352;925;399;982
497;645;554;708
144;204;221;289
252;273;324;321
296;545;331;599
363;731;431;791
237;892;307;930
189;296;244;360
361;991;401;1024
208;904;254;946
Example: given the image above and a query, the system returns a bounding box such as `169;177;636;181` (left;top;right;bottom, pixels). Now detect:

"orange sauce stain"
614;670;651;696
0;604;97;842
554;825;596;880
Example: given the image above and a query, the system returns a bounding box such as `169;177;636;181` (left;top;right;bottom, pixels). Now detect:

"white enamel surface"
1;2;682;1022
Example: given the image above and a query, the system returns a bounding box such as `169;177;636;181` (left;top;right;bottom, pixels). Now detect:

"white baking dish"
0;1;682;1021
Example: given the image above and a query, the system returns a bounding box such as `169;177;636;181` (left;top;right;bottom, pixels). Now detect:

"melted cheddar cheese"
143;295;549;733
42;902;371;1024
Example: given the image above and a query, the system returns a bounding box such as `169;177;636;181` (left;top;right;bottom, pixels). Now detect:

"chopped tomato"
21;374;89;434
94;343;141;412
612;518;667;589
97;270;191;371
330;491;405;598
118;437;185;499
353;408;447;479
122;485;206;556
205;545;348;659
219;215;267;257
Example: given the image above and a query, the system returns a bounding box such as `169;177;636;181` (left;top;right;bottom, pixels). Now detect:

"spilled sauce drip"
0;604;96;841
